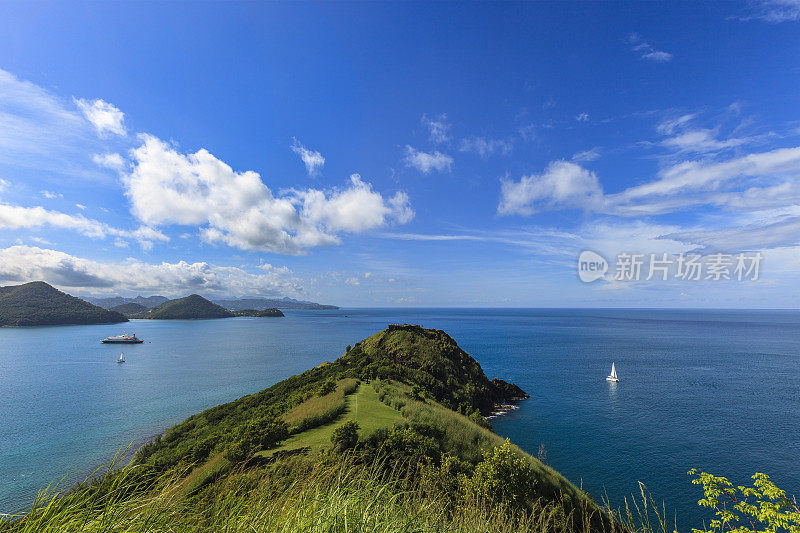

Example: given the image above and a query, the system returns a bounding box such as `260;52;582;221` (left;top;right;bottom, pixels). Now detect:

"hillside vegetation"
2;324;617;532
0;282;127;327
135;294;234;319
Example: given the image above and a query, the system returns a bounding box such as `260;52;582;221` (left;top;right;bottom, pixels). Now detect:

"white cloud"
739;0;800;22
421;114;450;144
41;190;62;200
74;98;126;136
0;69;110;180
575;113;590;122
661;128;755;154
290;138;325;175
629;34;673;62
76;204;86;210
403;145;453;174
124;135;412;254
655;115;761;155
93;152;125;170
345;276;361;286
498;161;604;216
664;216;800;252
0;203;168;249
295;174;415;232
500;145;800;218
0;245;302;297
656;114;697;135
614;146;800;202
572;148;601;162
459;137;513;158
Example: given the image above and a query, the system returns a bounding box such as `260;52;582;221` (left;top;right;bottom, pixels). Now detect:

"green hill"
233;308;285;317
0;281;127;326
4;325;612;532
110;302;148;316
136;294;235;319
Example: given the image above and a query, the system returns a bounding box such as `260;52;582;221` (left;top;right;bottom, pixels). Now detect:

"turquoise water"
1;309;798;530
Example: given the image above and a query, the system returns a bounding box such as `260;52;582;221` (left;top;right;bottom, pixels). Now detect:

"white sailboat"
606;362;619;382
117;352;125;364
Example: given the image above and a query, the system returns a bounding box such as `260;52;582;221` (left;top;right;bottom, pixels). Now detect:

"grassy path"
259;383;404;457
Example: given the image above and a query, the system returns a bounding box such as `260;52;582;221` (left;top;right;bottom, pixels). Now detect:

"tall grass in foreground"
4;450;794;533
0;452;662;533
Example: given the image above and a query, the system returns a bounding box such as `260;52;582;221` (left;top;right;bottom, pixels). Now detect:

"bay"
1;309;798;530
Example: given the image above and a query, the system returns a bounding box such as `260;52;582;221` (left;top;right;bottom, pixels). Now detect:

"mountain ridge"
88;295;338;310
134;294;235;319
0;281;128;326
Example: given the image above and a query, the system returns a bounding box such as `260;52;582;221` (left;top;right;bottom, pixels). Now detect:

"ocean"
1;308;798;530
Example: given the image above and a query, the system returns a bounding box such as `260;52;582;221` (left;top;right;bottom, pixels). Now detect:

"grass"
261;382;404;457
372;380;599;518
172;452;231;499
0;452;648;533
0;381;685;533
282;378;358;428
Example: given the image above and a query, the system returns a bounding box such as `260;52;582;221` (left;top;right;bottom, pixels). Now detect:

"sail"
610;362;617;379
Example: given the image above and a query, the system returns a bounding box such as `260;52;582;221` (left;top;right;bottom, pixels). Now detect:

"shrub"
409;384;426;402
331;421;360;452
224;438;252;463
381;427;441;464
317;379;337;397
192;436;218;463
469;410;492;430
225;418;288;462
463;440;537;511
689;469;800;533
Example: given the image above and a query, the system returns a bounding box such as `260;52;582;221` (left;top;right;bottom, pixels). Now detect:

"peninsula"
5;324;610;532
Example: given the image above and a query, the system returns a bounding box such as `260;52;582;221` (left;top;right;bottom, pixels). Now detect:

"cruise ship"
101;333;144;344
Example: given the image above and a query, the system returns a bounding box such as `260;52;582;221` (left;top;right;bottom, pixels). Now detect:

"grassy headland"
2;324;621;532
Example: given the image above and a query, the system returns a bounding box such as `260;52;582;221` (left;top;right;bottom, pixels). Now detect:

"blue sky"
1;1;799;307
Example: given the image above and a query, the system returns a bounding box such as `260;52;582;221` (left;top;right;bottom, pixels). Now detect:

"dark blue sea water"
1;309;798;530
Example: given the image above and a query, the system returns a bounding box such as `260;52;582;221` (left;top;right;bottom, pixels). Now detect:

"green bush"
331;421;360;452
224;438;252;463
463;440;537;511
689;469;800;533
317;379;337;397
192;436;218;463
224;418;288;462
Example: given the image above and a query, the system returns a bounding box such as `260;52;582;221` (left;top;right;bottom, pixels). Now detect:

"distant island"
215;297;339;310
132;294;234;319
87;295;338;311
233;308;285;317
0;281;127;327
